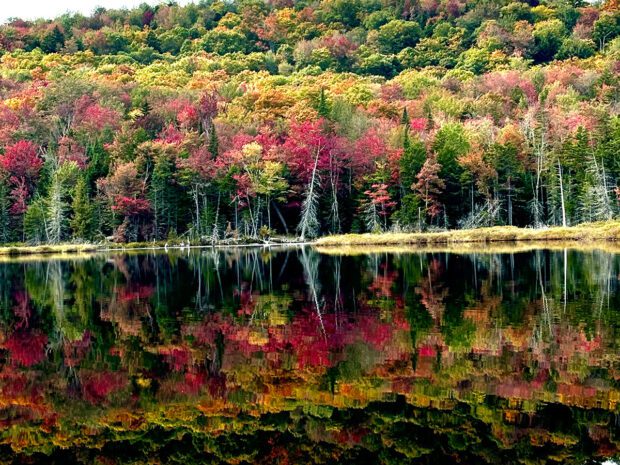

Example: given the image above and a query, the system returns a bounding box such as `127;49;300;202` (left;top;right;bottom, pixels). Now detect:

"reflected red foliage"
5;330;48;366
117;284;154;303
82;371;128;404
63;331;92;368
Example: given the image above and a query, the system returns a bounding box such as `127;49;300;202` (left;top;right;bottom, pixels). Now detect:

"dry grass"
0;240;302;259
4;223;620;259
314;222;620;249
0;243;100;257
315;241;620;256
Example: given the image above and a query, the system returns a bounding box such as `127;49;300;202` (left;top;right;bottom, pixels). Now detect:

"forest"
0;0;619;243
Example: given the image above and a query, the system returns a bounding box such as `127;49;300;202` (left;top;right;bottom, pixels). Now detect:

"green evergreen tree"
400;107;409;126
600;116;620;180
432;123;470;226
70;176;93;241
0;180;10;243
561;127;589;224
208;122;219;159
491;143;524;226
86;141;110;189
396;132;427;228
46;163;77;244
316;88;331;119
40;26;65;53
150;153;177;239
401;132;427;189
145;30;162;52
24;198;48;244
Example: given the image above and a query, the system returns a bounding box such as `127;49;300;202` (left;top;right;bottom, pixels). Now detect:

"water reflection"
1;247;620;464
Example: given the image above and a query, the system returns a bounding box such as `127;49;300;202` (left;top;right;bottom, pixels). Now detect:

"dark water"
1;246;620;464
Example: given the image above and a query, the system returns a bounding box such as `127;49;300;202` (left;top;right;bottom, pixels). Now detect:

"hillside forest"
0;0;620;243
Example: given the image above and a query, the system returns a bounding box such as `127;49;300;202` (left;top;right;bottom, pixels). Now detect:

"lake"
1;246;620;464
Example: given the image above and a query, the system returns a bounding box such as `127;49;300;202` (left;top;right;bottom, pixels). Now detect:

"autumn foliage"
0;0;618;243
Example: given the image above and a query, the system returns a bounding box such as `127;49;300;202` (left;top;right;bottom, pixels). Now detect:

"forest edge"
5;220;620;256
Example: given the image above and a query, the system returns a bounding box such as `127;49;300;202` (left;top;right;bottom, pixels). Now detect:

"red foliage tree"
414;155;445;219
283;119;336;183
156;124;185;145
0;140;43;183
73;96;121;140
111;196;151;217
0;104;20;146
352;131;388;176
8;177;29;215
364;183;397;217
57;136;88;168
0;140;43;214
198;91;218;133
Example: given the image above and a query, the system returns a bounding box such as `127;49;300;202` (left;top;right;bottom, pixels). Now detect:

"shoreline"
314;222;620;247
3;222;620;257
0;239;312;258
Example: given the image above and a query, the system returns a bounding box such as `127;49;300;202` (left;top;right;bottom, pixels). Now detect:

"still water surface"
1;246;620;464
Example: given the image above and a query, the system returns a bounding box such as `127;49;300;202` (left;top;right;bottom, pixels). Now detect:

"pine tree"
401;107;410;126
71;176;93;240
397;127;427;228
208;122;219;159
0;180;10;243
600;116;620;177
432;123;469;225
86;141;109;189
24;198;47;244
150;153;177;240
145;30;161;52
492;143;523;226
558;127;589;225
46;168;70;244
400;132;427;189
41;26;65;53
316;88;330;119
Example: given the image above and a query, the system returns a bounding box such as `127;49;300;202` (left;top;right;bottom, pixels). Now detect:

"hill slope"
0;0;618;243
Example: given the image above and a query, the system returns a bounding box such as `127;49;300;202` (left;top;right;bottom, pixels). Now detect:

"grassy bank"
0;236;305;258
314;242;620;256
315;222;620;248
0;244;101;257
5;222;620;258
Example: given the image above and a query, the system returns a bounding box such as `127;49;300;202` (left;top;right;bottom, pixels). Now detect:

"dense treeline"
0;0;619;243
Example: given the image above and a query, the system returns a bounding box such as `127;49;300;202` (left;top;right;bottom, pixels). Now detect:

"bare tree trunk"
299;147;321;241
194;184;201;237
211;192;221;244
246;196;257;238
558;159;567;227
267;195;271;232
507;177;513;226
272;201;288;235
